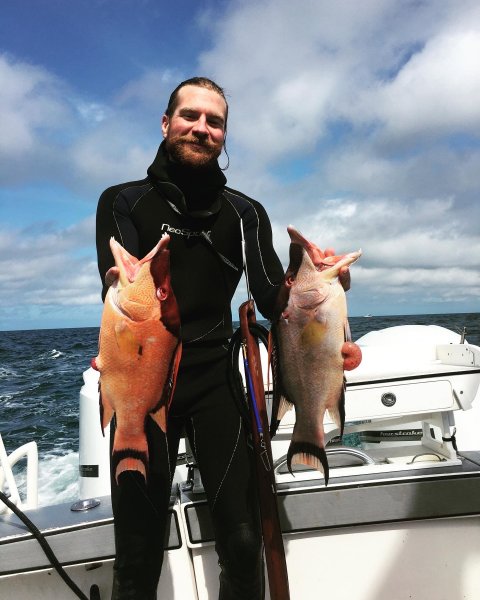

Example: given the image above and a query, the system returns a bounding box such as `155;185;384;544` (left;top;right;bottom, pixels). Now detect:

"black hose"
0;489;91;600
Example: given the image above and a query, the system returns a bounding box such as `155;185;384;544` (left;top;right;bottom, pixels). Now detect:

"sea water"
1;313;479;506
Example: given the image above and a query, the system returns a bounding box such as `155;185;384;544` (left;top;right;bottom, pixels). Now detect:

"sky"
1;0;479;331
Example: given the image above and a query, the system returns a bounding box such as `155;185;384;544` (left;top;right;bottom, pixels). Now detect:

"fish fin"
98;383;115;434
150;341;182;433
327;378;346;437
268;326;292;436
111;448;148;483
287;442;329;485
114;321;142;356
344;319;352;342
150;405;167;433
277;396;294;421
167;342;182;411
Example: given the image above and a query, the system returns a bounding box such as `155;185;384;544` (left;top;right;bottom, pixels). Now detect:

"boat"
1;323;480;599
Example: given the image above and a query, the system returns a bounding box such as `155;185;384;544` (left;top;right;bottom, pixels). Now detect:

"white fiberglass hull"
2;324;480;599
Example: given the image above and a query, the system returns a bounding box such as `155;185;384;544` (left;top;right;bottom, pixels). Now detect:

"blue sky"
1;0;479;331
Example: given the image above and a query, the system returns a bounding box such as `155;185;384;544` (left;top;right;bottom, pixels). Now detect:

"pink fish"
270;226;362;483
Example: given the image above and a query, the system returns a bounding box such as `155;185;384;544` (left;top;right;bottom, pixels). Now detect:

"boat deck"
2;452;480;577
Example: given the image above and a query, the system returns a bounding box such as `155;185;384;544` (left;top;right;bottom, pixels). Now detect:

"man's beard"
166;135;222;169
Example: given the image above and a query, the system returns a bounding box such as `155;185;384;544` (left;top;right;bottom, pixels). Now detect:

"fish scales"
271;226;362;484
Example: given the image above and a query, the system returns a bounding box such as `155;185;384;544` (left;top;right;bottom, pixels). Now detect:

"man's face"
162;85;227;168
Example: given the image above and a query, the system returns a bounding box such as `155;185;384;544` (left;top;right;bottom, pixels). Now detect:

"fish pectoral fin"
114;321;142;356
296;289;327;309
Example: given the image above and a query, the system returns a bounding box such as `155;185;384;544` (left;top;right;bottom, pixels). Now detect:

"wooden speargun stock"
239;300;290;600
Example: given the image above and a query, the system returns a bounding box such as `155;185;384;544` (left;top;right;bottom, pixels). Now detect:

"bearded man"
96;77;285;600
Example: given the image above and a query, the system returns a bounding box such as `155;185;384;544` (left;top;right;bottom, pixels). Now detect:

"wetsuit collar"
147;142;226;219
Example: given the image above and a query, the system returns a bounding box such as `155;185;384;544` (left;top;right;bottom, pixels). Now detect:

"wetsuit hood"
147;142;227;219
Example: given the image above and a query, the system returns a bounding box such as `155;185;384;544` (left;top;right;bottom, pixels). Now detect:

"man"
96;77;285;599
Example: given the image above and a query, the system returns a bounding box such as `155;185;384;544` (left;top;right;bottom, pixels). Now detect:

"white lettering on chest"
161;223;211;239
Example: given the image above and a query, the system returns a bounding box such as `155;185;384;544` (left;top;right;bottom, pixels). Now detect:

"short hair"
165;77;228;130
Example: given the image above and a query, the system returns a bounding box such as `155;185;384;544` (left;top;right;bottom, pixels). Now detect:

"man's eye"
208;119;224;129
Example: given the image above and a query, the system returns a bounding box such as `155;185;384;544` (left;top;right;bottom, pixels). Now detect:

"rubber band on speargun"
242;344;263;434
242;343;271;472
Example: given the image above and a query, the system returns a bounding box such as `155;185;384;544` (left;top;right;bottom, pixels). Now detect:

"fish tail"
111;449;149;483
287;442;329;485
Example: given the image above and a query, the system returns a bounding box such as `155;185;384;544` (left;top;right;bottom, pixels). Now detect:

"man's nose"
192;115;209;136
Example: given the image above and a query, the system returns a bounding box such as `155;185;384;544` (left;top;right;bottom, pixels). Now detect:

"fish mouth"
321;249;362;279
109;235;171;287
287;226;320;260
287;225;361;278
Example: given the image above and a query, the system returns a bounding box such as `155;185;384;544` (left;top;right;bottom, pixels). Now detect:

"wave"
37;452;80;506
0;367;19;380
7;451;80;508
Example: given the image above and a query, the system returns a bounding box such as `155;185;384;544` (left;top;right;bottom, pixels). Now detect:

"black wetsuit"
96;142;284;599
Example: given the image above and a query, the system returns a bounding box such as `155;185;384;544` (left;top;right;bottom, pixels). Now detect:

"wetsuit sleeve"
242;200;284;320
96;187;140;301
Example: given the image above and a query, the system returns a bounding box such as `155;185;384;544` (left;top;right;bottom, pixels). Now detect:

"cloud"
0;216;102;322
2;0;480;328
199;0;480;165
0;54;72;158
357;30;480;143
0;54;172;191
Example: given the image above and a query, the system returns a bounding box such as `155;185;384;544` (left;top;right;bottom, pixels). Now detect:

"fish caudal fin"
111;447;149;483
287;442;329;485
111;429;149;483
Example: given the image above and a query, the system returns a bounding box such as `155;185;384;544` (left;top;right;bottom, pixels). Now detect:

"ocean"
1;312;479;507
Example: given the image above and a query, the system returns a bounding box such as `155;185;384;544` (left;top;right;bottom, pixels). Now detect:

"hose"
0;489;94;599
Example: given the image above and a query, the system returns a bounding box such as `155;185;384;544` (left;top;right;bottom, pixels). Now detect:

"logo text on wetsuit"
161;224;211;239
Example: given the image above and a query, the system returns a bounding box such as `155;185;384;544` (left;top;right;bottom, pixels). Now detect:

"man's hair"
165;77;229;130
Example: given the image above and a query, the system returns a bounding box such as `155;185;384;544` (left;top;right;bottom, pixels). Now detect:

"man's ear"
161;114;169;139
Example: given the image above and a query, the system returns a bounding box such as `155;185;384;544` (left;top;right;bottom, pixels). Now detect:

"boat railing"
0;434;38;515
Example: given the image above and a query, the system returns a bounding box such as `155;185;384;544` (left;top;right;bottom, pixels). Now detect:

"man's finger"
339;266;351;292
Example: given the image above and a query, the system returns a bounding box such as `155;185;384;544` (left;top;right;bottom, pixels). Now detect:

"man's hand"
105;266;120;288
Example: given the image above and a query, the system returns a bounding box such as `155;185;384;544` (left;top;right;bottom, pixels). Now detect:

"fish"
91;235;182;482
270;226;362;484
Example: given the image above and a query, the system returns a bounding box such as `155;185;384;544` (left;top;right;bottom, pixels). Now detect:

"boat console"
271;325;480;484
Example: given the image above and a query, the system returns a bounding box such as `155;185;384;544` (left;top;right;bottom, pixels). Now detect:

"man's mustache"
178;136;216;149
